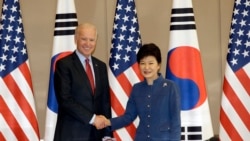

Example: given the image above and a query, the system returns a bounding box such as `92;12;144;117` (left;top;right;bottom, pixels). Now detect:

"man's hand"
93;115;106;129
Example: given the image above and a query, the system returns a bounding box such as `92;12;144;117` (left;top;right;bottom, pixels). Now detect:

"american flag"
165;0;213;140
0;0;40;140
43;0;78;140
108;0;143;140
219;0;250;140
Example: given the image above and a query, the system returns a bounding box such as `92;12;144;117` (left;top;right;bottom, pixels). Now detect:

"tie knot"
85;59;89;63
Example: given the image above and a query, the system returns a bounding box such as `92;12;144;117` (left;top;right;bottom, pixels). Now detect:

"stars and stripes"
0;0;40;140
43;0;78;140
219;0;250;140
165;0;213;140
108;0;143;140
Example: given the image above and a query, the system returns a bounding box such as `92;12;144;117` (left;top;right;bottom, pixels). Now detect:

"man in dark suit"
53;23;112;141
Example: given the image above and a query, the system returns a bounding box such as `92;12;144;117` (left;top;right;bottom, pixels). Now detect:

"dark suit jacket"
53;51;112;141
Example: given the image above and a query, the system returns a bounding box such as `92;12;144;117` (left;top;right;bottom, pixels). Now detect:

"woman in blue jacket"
105;43;181;141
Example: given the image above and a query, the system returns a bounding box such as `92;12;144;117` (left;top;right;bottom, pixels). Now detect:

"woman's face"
139;55;160;83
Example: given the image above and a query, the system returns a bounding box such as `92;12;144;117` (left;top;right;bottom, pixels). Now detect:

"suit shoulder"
55;53;79;68
92;56;106;66
162;79;180;90
163;78;175;83
57;52;74;62
133;81;145;88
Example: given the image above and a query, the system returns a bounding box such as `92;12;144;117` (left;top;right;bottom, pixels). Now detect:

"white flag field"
165;0;214;140
43;0;78;140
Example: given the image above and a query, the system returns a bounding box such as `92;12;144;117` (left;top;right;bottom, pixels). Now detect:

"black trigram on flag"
54;13;78;36
170;8;196;31
181;126;202;141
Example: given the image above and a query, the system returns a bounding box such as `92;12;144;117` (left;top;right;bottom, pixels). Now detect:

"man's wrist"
89;114;96;124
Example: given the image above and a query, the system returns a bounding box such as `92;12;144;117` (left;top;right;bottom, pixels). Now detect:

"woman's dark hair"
136;43;161;63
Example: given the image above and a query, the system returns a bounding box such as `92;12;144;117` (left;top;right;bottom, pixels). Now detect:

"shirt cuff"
89;114;96;124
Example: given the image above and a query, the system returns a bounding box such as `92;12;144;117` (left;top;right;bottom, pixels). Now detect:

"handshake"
93;115;111;129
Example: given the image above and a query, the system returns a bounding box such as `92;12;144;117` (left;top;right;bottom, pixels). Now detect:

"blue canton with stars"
109;0;142;76
227;0;250;72
0;0;28;78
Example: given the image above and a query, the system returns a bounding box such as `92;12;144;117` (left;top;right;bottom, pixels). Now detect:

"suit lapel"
92;57;100;97
72;52;94;96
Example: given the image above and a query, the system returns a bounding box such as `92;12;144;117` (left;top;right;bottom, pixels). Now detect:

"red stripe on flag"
112;125;136;141
3;74;40;137
223;78;250;130
124;124;136;140
110;88;137;140
235;68;250;96
220;107;242;140
131;63;143;80
19;62;34;93
110;89;125;116
116;73;132;97
0;96;28;140
0;132;5;141
113;131;121;141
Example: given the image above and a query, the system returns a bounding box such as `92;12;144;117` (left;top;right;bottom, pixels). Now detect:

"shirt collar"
75;50;92;64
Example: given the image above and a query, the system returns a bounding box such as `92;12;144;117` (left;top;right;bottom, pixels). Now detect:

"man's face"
75;27;97;57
